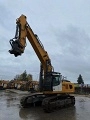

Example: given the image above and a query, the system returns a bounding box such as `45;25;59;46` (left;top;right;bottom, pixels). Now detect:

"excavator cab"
43;72;61;91
9;38;23;57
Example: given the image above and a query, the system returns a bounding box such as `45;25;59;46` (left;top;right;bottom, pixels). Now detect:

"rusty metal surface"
0;91;90;120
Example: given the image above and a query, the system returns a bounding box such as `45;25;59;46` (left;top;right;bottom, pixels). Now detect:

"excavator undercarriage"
20;93;75;113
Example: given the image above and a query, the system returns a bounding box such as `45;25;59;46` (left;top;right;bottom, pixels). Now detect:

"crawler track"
20;93;75;113
42;95;75;112
20;93;45;108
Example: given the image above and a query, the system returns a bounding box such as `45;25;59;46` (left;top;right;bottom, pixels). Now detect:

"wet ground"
0;91;90;120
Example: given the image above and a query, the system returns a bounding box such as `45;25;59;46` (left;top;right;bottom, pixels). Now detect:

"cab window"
53;76;60;86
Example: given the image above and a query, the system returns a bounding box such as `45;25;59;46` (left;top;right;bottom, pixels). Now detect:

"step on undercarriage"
20;93;75;113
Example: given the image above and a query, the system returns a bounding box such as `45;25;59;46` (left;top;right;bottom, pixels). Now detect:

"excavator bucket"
9;39;23;57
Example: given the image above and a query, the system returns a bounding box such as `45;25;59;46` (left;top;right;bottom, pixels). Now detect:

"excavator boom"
9;15;52;72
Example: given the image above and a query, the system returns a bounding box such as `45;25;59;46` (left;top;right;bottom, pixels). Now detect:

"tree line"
13;70;84;84
14;70;32;81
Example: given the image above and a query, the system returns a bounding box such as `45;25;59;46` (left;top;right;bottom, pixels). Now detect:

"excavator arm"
9;15;53;73
9;15;61;91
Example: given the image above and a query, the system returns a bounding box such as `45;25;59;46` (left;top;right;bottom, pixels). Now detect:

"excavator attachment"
9;19;26;57
9;39;23;57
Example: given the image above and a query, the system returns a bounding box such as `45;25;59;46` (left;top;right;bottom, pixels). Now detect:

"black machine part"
9;39;24;57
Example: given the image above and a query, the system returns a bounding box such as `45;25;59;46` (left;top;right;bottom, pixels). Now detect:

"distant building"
74;83;79;87
74;83;90;88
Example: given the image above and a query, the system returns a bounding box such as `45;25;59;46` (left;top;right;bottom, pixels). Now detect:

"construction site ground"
0;90;90;120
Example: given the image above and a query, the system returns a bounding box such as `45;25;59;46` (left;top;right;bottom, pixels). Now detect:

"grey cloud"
48;25;90;83
1;0;90;84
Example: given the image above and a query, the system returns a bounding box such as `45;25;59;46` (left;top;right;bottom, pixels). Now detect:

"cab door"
52;76;62;92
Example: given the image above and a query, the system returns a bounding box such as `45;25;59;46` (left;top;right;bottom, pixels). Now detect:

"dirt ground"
0;90;90;120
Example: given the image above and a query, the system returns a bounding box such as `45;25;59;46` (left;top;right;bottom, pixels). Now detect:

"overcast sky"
0;0;90;84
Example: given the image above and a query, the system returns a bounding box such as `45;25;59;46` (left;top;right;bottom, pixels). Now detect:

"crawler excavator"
9;15;75;112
